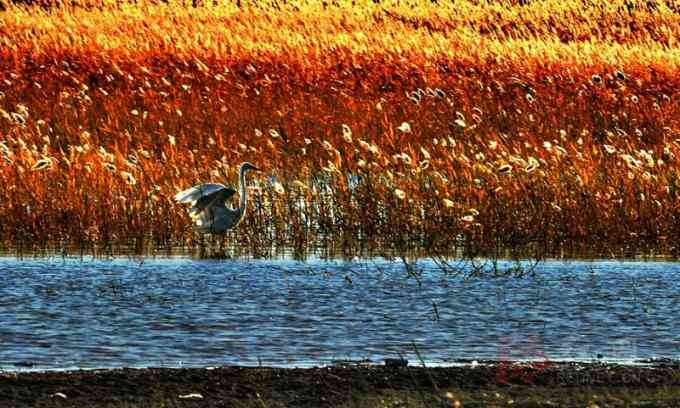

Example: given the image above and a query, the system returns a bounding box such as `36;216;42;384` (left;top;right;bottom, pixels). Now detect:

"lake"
0;257;678;370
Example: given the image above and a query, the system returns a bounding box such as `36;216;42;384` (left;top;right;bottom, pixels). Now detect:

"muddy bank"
2;361;680;407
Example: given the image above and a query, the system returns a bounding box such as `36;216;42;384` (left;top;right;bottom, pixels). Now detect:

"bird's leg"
227;234;234;260
198;233;206;258
218;233;225;258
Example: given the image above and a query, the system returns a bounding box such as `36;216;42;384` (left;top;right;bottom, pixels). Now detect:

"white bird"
174;162;260;234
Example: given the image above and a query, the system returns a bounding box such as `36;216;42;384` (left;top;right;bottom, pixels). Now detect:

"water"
0;257;679;371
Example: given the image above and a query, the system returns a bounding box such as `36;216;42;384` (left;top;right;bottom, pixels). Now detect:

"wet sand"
2;361;680;407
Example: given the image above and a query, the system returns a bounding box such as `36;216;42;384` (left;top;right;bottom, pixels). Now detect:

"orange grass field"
2;0;680;259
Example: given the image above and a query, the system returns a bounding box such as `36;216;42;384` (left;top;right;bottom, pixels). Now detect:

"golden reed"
1;0;679;258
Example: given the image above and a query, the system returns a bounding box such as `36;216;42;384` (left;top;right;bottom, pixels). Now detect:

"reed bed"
1;0;680;258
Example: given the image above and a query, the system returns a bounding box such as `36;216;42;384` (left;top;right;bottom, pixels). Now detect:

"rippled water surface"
1;257;679;370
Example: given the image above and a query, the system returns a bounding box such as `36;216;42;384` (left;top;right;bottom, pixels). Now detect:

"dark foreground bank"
2;361;680;407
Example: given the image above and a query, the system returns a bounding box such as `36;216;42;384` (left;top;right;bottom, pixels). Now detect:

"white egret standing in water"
174;162;260;234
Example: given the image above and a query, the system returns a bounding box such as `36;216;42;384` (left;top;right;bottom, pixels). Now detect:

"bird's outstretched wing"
174;183;228;203
174;183;237;217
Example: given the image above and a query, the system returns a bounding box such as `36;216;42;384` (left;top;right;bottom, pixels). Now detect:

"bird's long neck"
238;166;248;217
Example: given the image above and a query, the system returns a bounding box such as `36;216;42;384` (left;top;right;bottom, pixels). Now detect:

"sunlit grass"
1;0;680;258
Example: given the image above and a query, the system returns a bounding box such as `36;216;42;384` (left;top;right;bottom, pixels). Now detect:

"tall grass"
1;0;680;258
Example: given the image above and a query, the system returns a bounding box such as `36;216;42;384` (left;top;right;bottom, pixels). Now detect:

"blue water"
0;257;679;370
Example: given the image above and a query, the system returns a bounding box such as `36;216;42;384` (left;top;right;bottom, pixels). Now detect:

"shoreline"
3;361;680;407
3;357;679;372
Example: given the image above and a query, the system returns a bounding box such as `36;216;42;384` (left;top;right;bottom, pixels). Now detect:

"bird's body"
174;162;259;234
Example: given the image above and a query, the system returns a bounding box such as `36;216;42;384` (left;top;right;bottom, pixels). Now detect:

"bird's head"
240;162;260;173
